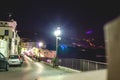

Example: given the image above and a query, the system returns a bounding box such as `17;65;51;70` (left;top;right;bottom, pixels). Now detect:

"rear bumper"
8;62;21;65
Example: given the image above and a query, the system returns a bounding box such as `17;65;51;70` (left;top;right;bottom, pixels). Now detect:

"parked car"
0;53;9;71
8;55;22;66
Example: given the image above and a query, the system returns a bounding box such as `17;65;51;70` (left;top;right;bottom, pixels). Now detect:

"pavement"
0;55;107;80
41;61;81;73
41;61;107;80
63;69;107;80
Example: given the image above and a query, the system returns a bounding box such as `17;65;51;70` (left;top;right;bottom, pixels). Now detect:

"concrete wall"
104;16;120;80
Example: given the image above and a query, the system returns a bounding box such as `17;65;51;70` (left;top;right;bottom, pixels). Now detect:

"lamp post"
38;42;43;62
54;27;61;67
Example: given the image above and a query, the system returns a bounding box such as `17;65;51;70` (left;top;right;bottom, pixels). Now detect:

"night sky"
0;1;120;45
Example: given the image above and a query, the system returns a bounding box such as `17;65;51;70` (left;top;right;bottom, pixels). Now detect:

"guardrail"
59;58;107;71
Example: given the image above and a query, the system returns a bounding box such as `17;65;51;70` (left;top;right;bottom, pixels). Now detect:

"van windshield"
9;55;19;59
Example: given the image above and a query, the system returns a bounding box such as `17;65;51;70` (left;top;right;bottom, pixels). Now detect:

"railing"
59;58;107;71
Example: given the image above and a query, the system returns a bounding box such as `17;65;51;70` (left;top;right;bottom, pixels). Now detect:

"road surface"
0;55;74;80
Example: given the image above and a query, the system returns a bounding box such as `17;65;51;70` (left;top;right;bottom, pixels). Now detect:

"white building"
0;20;20;57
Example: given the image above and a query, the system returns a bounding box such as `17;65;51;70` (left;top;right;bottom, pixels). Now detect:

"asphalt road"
0;55;106;80
0;55;74;80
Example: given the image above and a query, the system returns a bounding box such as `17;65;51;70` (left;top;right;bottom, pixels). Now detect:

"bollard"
104;16;120;80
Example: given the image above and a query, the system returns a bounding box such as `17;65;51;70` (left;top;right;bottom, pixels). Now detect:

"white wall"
0;39;8;57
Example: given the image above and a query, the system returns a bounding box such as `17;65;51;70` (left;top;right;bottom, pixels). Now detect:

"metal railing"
59;58;107;71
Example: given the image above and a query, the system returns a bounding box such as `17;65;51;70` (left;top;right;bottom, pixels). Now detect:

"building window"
0;22;3;25
5;23;7;25
5;30;9;36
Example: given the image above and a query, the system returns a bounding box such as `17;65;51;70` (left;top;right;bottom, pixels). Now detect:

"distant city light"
60;44;68;51
38;42;43;47
86;30;93;34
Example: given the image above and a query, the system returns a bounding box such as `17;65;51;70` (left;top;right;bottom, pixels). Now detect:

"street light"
53;27;61;67
38;42;44;62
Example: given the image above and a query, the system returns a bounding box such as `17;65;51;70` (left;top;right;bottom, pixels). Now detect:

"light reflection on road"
34;62;44;74
22;55;32;72
22;55;44;80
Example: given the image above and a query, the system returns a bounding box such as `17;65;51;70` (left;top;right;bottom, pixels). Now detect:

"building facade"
0;20;20;57
21;42;56;58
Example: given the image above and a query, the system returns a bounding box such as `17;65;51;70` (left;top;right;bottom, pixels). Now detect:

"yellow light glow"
40;54;44;57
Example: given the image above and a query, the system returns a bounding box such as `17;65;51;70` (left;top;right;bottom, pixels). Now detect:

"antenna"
8;12;13;21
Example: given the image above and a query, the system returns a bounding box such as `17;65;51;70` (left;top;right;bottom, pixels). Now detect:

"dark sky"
0;0;120;44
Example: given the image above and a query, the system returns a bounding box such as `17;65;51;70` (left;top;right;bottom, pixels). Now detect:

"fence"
59;58;107;71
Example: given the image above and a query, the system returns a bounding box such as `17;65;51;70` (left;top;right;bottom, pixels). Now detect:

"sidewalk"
62;69;107;80
41;61;107;80
41;61;81;73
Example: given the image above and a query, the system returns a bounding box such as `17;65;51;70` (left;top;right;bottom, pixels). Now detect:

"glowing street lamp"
53;27;61;67
54;27;61;37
